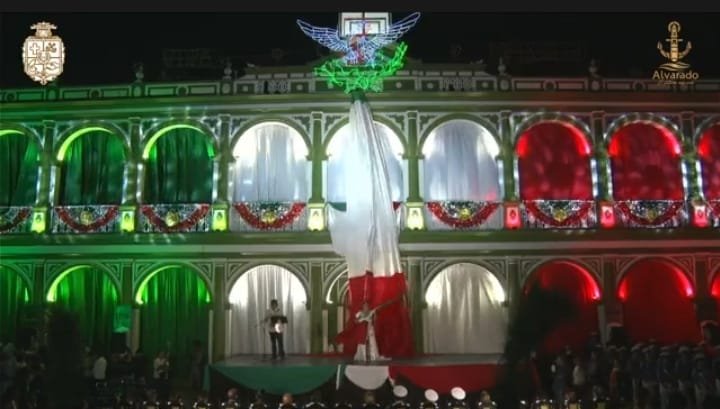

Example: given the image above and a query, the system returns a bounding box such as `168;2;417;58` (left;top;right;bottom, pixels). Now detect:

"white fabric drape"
422;120;501;201
232;123;310;202
228;265;310;355
423;263;508;354
328;100;402;279
327;121;404;203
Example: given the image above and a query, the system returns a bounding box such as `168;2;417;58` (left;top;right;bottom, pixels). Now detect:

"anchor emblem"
656;21;691;71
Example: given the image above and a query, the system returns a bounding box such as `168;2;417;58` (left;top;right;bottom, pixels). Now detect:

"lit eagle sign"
297;12;420;93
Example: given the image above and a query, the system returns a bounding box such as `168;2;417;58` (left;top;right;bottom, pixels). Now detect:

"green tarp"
209;363;338;395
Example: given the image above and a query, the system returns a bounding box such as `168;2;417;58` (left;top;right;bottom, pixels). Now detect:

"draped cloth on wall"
608;123;684;200
423;263;507;354
698;124;720;199
139;266;211;374
232;124;310;202
525;261;600;354
516;123;593;200
327;121;405;204
144;129;214;203
0;133;39;206
59;131;125;205
228;265;310;355
53;266;118;351
0;268;30;343
331;96;413;358
422;120;500;202
618;259;700;344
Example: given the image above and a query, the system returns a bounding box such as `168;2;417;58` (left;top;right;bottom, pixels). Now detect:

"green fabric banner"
53;266;119;351
58;131;125;205
139;266;211;375
210;364;338;395
0;268;30;343
143;129;214;203
0;133;39;206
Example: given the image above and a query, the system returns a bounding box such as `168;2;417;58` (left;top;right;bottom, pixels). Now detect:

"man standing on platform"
264;299;286;360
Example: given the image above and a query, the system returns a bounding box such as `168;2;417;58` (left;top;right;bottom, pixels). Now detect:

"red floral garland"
426;201;500;228
616;201;684;226
233;202;306;230
708;200;720;218
0;207;31;233
54;206;120;233
141;204;210;233
523;201;593;228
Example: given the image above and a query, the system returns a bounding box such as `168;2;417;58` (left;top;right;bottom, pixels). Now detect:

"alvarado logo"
653;21;699;84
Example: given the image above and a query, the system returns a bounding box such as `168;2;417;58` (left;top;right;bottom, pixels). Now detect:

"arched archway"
517;122;593;200
423;262;507;353
228;264;310;355
57;127;126;205
698;123;720;200
608;122;684;201
0;265;31;343
231;122;310;231
326;121;405;205
142;126;215;204
523;260;602;354
137;264;212;372
46;265;120;351
1;129;40;208
617;258;699;344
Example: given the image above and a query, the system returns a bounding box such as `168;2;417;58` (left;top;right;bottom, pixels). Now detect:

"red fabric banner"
388;364;499;394
698;124;720;199
335;272;414;358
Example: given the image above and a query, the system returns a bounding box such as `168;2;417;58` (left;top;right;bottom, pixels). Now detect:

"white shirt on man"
265;306;284;333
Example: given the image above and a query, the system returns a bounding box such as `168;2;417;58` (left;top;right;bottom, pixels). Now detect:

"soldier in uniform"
167;394;185;409
303;391;326;409
361;390;381;409
447;387;468;409
420;390;439;409
279;393;297;409
657;348;675;409
193;393;212;409
221;388;240;409
389;385;411;409
476;391;497;409
250;391;268;409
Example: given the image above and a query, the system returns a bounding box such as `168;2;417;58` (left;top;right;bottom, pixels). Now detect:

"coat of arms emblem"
22;22;65;85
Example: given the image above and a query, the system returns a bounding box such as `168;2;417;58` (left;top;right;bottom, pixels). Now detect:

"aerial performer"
297;12;421;360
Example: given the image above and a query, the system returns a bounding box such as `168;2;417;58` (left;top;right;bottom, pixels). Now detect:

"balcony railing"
0;206;33;235
139;203;212;233
230;202;308;232
52;205;121;234
522;200;597;229
613;200;688;228
424;201;503;230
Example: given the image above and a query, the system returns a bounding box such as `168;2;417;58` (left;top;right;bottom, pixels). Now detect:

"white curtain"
328;100;402;279
327;120;405;203
228;265;310;355
422;120;501;201
423;263;508;354
232;123;310;202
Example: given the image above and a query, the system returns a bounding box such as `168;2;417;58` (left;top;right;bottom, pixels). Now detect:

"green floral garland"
315;42;408;93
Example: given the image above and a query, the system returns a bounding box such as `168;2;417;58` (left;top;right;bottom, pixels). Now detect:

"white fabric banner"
422;120;501;201
328;100;402;279
423;263;508;354
228;265;310;355
233;123;310;202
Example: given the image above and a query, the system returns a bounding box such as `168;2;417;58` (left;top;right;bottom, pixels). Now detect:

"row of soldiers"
112;387;499;409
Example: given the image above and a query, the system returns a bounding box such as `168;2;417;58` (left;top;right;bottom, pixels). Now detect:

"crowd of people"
532;335;720;409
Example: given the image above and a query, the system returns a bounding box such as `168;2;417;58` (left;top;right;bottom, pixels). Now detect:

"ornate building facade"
1;63;719;362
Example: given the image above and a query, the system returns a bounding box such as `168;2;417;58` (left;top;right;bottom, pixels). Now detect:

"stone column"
310;261;324;354
693;258;717;324
601;259;622;343
307;113;326;230
211;264;227;362
407;257;424;353
591;111;610;201
499;111;516;202
507;258;521;316
680;112;699;200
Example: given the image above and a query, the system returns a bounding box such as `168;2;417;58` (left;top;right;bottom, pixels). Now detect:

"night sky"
1;13;719;88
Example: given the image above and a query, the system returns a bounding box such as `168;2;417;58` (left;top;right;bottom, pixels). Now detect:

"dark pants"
269;332;285;358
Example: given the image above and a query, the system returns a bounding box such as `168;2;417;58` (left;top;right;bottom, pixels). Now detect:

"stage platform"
207;354;503;400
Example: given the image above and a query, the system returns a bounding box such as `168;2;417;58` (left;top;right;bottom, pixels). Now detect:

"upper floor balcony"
1;66;719;237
